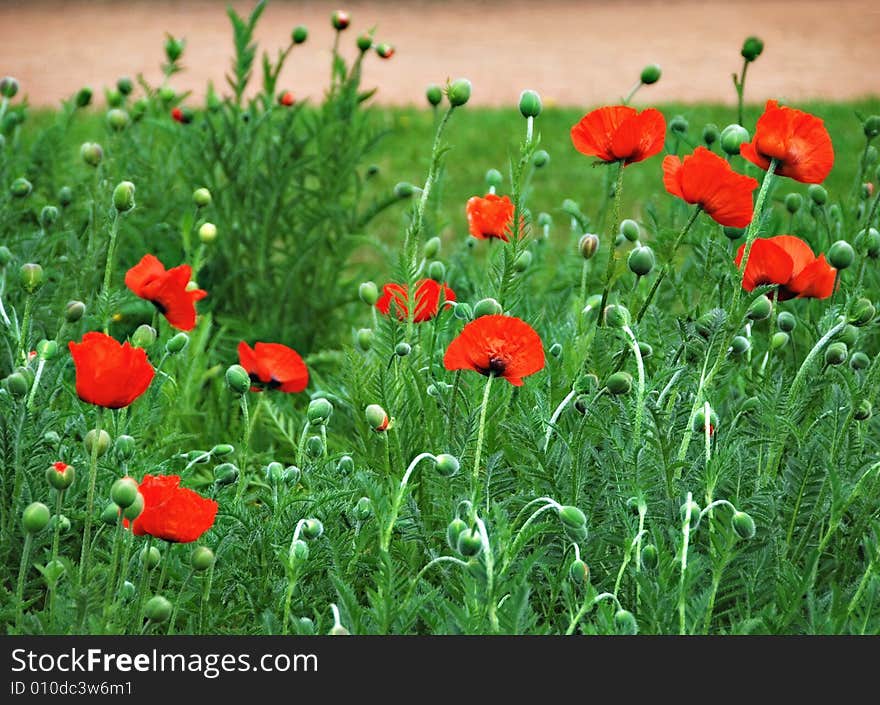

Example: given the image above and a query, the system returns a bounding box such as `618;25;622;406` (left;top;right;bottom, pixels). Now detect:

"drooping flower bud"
46;462;75;491
692;407;719;434
130;324;157;349
837;323;858;347
731;511;756;539
22;502;51;533
354;496;372;521
473;297;503;318
434;453;460;477
518;89;542;119
395;342;411;357
720;124;750;156
680;499;701;528
427;260;446;282
723;226;745;241
447;78;472;107
110;476;139;508
225;364;250;395
569;559;589;584
358;281;379;305
36;339;58;361
80;142;104;167
807;184;827;206
140;546;162;570
337;455;354;474
606;371;633;396
84;429;111;456
302;518;324;540
850;298;875;327
603;304;631;328
702;123;720;146
106;108;130;131
620;219;640;242
306;435;324;458
446;518;467;550
776;311;797;333
375;43;394;59
39;206;59;229
627;246;655;277
307;397;334;424
166;332;189;354
558;505;587;528
850;351;870;371
356;328;374;351
291;539;309;561
614;609;639;635
365;403;390;432
65;300;86;322
533;149;549;168
10;177;32;199
214;463;239;486
854;399;872;422
824;342;848;366
828;240;854;270
101;502;121;525
670;115;688;134
641;543;659;570
456;528;483;557
640;63;662;85
425;84;443;107
192;187;212;208
746;295;773;321
770;332;789;350
514;250;532;272
784;193;803;214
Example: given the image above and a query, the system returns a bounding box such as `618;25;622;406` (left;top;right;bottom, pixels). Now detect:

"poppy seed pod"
771;332;790;350
807;184;827;206
225;364;250;395
307;397;333;424
720;124;750;156
620;219;640;242
606;371;633;396
131;324;157;349
784;193;803;214
40;206;59;229
447;78;472;107
558;505;587;528
144;595;172;623
569;559;589;584
19;263;43;293
614;609;639;635
191;546;215;572
80;142;104;167
358;281;379;305
854;399;872;422
213;463;239;486
10;178;32;199
680;499;701;528
457;528;483;557
427;260;446;282
851;298;875;327
84;429;111;457
198;222;217;244
140;546;162;570
65;300;86;322
112;181;136;212
747;295;773;321
824;342;848;366
0;76;19;98
576;233;599;260
603;304;631;328
777;311;797;332
670;115;688;134
46;462;75;491
166;332;189;355
101;502;121;525
425;84;443;107
446;518;468;550
641;543;659;570
473;297;503;318
356;328;374;351
533;149;550;168
519;89;542;119
110;477;139;508
731;511;756;539
628;246;655;277
702;123;720;146
640;64;662;85
850;351;870;370
106;108;130;131
193;187;212;208
434;453;460;477
365;403;390;432
22;502;51;533
828;240;854;270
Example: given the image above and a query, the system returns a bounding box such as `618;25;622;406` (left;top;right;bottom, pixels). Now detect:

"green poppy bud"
292;25;308;43
306;435;324;458
19;263;43;294
302;518;324;540
620;219;640;242
606;371;633;396
365;403;389;432
426;84;443;106
210;444;234;457
457;528;483;557
692;407;719;433
569;559;589;584
111;181;136;213
784;193;803;214
80;142;104;167
358;281;379;305
106;108;130;131
22;502;51;533
828;240;854;270
578;233;600;259
10;177;32;198
518;89;542;119
39;206;59;229
356;328;374;351
0;246;11;267
130;324;156;349
307;397;333;425
225;364;250;395
110;477;139;508
720;124;750;156
0;76;19;98
356;34;372;52
101;502;121;525
329;624;350;635
115;435;136;460
191;546;215;571
354;496;372;521
46;462;75;490
116;77;133;96
192;187;212;208
166;332;189;354
50;516;71;535
776;311;797;332
807;184;827;206
825;341;848;366
741;36;764;62
120;581;136;600
122;492;144;520
473;297;503;318
447;78;472;107
640;63;661;85
423;237;442;260
627;246;655;277
723;226;745;240
603;304;631;328
854;399;872;422
863;115;880;139
614;609;639;635
44;431;61;445
857;228;880;259
533;149;550;168
282;465;300;484
35;339;57;361
165;35;185;62
55;188;72;209
851;298;875;327
145;595;172;623
513;250;532;273
291;539;309;562
680;499;701;528
394;342;411;358
670;115;688;134
427;260;446;282
214;462;239;486
731;511;756;539
140;546;161;570
376;43;394;59
446;518;467;551
84;429;111;456
850;351;870;370
337;455;354;474
434;453;460;477
65;300;86;323
558;505;587;528
836;323;858;347
75;86;93;107
702;123;720;146
641;543;659;570
747;295;773;321
549;342;562;359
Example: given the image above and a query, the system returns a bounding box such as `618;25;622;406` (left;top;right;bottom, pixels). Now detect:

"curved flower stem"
597;162;626;326
78;406;105;583
167;570;193;635
101;210;121;301
474;515;499;632
282;519;307;635
471;373;495;506
734;58;749;127
499;499;561;576
635;206;702;324
404;556;470;605
565;591;622;635
678;491;695;635
543;389;577;451
613;527;647;598
382;452;437;552
26;358;45;412
622;325;646;469
235;394;252;503
14;533;33;630
17;293;33;364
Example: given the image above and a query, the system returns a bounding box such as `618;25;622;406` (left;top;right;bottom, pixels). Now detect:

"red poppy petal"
662;155;685;199
789;255;836;299
735;238;794;291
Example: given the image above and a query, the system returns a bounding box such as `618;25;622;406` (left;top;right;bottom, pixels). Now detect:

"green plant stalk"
101;210;121;298
623;325;646;469
281;519;306;635
198;561;215;634
597;163;626;325
14;533;33;630
565;592;622;635
47;490;64;624
167;570;193;635
132;535;154;634
102;514;124;618
25;358;45;411
234;395;252;502
78;407;105;583
471;373;495;506
735;59;749;127
382;452;435;552
17;293;33;364
678;491;695;635
499;500;561;576
474;516;499;632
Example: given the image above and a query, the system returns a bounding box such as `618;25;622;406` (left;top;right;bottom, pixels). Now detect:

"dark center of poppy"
477;355;507;376
151;299;167;315
248;372;282;390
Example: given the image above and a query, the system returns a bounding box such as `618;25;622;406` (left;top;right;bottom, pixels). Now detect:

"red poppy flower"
443;314;545;386
740;100;834;184
126;474;217;543
662;147;759;227
570;105;666;165
68;332;155;408
376;279;456;323
171;107;185;123
466;193;516;241
237;341;309;393
734;235;836;300
279;91;295;107
125;254;207;331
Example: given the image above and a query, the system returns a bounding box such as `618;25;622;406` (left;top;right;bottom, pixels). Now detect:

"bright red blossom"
466;194;516;241
662;147;759;227
237;341;309;393
444;314;545;386
125;254;207;331
740;100;834;184
376;279;456;323
127;475;217;543
735;235;836;300
69;332;154;409
171;107;184;123
570;105;666;165
279;91;295;107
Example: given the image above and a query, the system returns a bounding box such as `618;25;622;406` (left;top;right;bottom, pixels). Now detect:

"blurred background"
3;0;879;107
